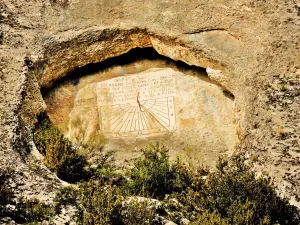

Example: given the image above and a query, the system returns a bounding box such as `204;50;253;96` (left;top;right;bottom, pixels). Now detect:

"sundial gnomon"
96;69;176;137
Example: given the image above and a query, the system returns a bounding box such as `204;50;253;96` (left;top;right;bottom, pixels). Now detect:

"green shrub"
57;154;87;182
163;189;202;223
33;113;88;183
78;181;123;225
0;169;14;218
127;143;194;199
34;114;73;171
118;198;158;225
55;183;160;225
191;210;229;225
0;169;53;224
33;126;300;225
54;186;79;208
15;197;53;223
199;155;300;225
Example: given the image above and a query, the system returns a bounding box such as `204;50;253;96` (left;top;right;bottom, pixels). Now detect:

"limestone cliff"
0;0;299;214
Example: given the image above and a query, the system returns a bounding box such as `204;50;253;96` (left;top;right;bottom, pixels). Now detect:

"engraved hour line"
150;99;171;121
109;105;131;121
147;100;169;106
130;107;137;131
115;106;136;133
124;118;131;133
142;108;164;129
143;108;156;129
126;108;137;132
111;103;136;118
142;106;169;131
121;106;139;133
140;107;145;130
167;97;170;117
140;110;150;130
137;108;141;131
148;100;167;104
136;106;160;130
149;106;169;116
149;105;168;109
140;111;147;130
141;105;169;131
147;100;169;111
145;110;161;129
147;101;167;105
137;106;143;130
110;105;135;131
109;104;133;123
141;101;163;109
143;103;170;121
147;109;170;121
142;103;155;109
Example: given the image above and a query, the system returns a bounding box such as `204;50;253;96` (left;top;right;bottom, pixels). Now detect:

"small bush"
33;113;88;182
198;155;300;225
15;197;54;223
78;181;123;225
0;169;14;218
51;146;300;225
57;154;87;182
55;183;160;225
118;198;158;225
54;186;79;207
191;210;229;225
0;169;53;224
34;114;73;171
32;121;300;225
127;143;194;199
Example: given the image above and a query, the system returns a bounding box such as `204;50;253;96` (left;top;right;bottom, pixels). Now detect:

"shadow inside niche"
41;46;237;169
41;47;218;96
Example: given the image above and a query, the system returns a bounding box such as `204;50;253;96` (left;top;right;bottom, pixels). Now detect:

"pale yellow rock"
1;0;299;210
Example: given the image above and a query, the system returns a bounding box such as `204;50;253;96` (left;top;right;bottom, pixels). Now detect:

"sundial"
96;68;177;137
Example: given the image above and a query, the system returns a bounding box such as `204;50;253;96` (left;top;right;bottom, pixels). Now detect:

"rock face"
44;55;238;166
0;0;300;208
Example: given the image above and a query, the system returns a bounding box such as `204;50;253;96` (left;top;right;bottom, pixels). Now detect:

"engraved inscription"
96;69;177;137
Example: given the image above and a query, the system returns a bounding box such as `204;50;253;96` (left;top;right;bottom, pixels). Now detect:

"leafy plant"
57;153;87;182
118;197;158;225
191;210;229;225
126;143;194;199
54;186;79;208
0;169;53;224
33;113;88;182
0;169;14;218
15;197;54;223
198;155;300;225
78;181;123;225
33;118;300;225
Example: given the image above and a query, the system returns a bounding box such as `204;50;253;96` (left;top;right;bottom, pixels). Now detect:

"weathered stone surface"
45;59;237;166
0;0;300;209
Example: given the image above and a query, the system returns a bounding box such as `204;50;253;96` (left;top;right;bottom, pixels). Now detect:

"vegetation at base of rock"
30;117;300;224
198;155;299;225
126;143;195;199
0;169;14;218
190;210;229;225
0;169;53;224
33;113;88;182
52;145;299;225
54;182;160;225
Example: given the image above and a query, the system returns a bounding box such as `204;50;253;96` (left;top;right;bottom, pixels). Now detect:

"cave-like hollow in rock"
42;48;238;168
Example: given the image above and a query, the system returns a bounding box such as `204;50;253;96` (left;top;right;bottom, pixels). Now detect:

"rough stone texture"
0;0;300;210
44;58;237;167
